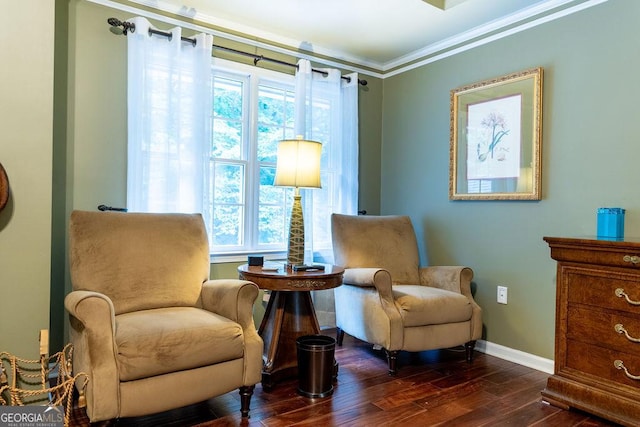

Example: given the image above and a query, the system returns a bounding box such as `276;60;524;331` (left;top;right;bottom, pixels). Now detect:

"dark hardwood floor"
69;332;620;426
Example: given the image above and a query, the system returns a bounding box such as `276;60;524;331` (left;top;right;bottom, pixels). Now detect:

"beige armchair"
65;210;263;422
331;214;482;375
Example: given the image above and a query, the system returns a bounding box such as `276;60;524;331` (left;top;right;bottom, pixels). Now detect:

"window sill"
210;250;287;265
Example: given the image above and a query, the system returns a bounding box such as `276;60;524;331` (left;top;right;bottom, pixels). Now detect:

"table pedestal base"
259;290;321;390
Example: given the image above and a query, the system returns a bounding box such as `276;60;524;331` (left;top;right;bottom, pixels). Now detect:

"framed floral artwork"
449;67;543;200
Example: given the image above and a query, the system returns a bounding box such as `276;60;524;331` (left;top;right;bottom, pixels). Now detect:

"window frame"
209;58;296;263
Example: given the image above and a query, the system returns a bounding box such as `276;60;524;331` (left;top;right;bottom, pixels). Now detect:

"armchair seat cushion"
116;307;244;381
393;285;472;328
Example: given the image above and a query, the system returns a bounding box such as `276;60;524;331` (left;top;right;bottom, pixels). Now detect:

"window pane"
257;85;295;162
257;128;281;163
213;205;243;246
258;86;285;126
258;205;286;245
212;118;242;159
212;77;243;160
211;162;244;247
213;162;244;203
213;78;242;117
258;166;291;245
259;166;279;204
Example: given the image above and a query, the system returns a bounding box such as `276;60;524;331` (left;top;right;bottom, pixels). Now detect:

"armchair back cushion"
331;214;420;284
69;211;210;315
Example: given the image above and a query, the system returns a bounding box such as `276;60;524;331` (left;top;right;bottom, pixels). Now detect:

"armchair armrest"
419;266;474;297
200;279;263;386
201;280;259;331
419;266;482;340
65;290;116;332
343;267;394;300
64;290;119;421
341;267;403;350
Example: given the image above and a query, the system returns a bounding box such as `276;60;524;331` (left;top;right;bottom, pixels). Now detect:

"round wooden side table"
238;263;344;390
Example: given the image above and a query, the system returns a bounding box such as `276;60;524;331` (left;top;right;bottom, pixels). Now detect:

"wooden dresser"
543;237;640;426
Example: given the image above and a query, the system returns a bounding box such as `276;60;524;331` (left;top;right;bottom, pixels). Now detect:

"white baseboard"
475;340;554;374
308;325;554;374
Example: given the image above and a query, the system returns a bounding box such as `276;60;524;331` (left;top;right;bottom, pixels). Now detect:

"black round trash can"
296;334;335;398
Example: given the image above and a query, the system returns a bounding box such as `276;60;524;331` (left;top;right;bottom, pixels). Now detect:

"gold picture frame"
449;67;543;200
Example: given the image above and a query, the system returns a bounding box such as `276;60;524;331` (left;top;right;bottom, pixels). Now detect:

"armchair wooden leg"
385;350;399;376
239;385;255;418
336;327;345;346
465;340;476;362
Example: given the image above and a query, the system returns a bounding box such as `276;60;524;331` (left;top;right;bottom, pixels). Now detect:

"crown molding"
88;0;384;79
126;0;384;72
384;0;608;78
89;0;606;79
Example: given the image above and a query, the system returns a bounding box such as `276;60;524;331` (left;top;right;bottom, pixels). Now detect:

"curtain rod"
107;18;367;86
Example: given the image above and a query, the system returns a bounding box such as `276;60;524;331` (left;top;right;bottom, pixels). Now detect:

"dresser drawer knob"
614;359;640;380
614;323;640;343
615;288;640;306
623;255;640;264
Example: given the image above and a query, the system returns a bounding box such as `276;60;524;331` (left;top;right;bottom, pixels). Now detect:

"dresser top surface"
544;236;640;248
544;236;640;266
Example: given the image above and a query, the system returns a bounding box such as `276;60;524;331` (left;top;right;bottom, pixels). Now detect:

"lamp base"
287;193;304;266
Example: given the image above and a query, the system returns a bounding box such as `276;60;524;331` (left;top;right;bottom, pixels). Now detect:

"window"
208;60;296;260
127;25;359;265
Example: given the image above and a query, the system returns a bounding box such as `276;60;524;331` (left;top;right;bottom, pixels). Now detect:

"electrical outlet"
497;286;508;304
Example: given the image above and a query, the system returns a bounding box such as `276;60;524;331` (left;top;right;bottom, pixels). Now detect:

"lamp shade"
274;138;322;189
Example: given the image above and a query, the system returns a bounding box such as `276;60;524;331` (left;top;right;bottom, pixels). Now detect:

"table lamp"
274;136;322;266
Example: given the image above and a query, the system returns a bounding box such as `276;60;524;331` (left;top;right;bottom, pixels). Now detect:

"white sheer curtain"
126;17;213;224
294;59;359;327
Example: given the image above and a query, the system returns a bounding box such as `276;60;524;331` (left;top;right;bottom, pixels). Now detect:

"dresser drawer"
567;305;640;355
570;249;640;269
566;338;640;393
566;268;640;315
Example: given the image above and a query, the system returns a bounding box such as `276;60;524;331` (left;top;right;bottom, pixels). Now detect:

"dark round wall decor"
0;162;9;211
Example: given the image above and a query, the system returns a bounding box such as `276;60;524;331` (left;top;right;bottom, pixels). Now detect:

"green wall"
381;0;639;359
0;1;56;358
51;0;71;356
